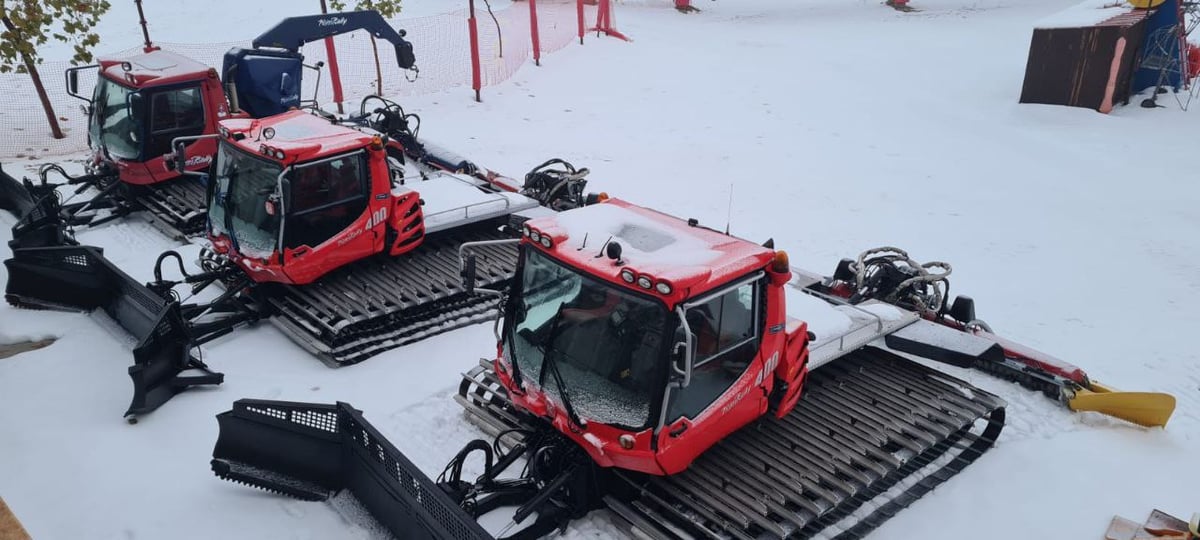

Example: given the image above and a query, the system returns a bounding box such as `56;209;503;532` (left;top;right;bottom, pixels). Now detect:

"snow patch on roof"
553;203;721;267
1033;0;1130;29
783;284;853;343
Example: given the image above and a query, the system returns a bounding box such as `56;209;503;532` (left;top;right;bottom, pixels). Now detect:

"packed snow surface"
2;0;1199;539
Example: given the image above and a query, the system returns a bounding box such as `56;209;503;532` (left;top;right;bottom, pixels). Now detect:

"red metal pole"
529;0;542;66
577;0;585;45
596;0;607;37
319;0;345;114
469;0;482;102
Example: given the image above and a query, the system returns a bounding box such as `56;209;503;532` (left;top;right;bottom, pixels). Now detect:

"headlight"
620;269;636;283
655;281;672;295
636;276;652;289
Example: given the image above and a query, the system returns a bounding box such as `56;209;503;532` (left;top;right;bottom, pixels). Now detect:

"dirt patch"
0;496;31;540
0;339;55;360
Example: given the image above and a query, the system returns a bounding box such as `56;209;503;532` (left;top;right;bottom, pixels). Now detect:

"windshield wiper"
539;304;586;433
221;168;241;252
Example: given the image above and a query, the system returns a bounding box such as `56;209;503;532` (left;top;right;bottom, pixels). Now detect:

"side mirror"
461;253;477;296
67;69;80;96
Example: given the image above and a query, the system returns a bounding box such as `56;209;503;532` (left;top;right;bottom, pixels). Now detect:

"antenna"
577;232;589;251
724;183;734;235
135;0;156;52
594;235;613;258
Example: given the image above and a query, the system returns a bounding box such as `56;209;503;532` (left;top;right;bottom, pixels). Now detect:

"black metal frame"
211;399;493;539
2;242;266;420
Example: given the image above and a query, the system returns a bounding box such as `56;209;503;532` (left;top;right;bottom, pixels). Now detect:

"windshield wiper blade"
540;304;586;433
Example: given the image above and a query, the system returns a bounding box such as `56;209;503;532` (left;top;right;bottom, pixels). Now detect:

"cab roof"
525;198;775;299
99;49;213;88
219;110;376;164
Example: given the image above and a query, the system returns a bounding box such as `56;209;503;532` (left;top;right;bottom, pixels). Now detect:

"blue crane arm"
251;10;416;70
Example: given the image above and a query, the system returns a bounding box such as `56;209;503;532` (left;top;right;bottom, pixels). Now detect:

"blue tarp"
1132;0;1186;93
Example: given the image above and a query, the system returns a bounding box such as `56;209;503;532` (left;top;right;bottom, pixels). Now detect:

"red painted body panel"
385;188;425;256
521;198;776;305
102;136;218;186
497;200;808;476
224;110;378;164
208;135;394;285
98;50;212;88
94;52;233;186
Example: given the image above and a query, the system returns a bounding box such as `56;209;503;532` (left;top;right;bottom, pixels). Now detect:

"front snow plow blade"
1;164;74;250
4;245;223;418
210;399;492;539
1068;382;1176;428
0;164;37;218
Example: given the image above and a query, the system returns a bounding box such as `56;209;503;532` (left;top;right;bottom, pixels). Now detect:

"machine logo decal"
754;351;780;386
365;207;388;229
186;155;213;167
318;16;348;27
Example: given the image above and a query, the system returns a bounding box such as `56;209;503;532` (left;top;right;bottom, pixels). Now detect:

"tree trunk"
22;53;63;139
370;34;382;95
1;15;64;139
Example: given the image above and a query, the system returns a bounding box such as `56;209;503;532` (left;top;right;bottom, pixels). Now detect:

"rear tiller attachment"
811;246;1177;428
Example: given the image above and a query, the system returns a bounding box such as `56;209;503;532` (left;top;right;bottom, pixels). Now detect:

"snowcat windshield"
90;77;142;160
208;141;283;258
506;248;669;430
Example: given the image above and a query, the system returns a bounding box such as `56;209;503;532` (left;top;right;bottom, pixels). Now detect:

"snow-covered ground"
2;0;1199;539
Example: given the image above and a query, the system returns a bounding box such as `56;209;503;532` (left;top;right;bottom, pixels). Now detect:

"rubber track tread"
267;224;517;366
134;179;208;237
454;348;1006;540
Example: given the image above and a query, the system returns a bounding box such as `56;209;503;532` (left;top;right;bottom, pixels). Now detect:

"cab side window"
667;277;761;422
147;86;206;158
284;154;369;249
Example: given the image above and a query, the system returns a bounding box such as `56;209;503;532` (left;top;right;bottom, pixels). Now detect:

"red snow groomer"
3;95;600;420
206;199;1175;539
0;10;416;239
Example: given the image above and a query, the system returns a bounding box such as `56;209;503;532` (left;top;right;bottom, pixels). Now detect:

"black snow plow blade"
1;164;74;250
0;164;37;218
211;399;492;539
209;350;1006;540
3;245;223;418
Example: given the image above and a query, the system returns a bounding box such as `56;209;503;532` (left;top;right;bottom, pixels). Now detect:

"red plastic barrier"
1189;44;1200;80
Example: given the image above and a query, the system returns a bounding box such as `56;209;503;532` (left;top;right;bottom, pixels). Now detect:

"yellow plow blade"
1067;381;1176;428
